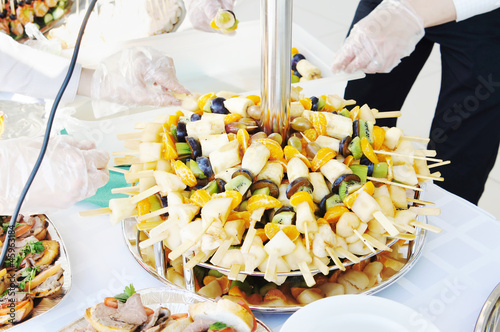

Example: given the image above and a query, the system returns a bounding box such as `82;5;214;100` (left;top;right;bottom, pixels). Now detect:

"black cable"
0;0;99;267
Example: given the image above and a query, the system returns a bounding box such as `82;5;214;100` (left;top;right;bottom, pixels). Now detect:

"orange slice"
237;128;250;154
283;145;312;168
246;194;282;211
316;217;329;225
310;112;327;136
343;181;375;209
255;138;284;160
303;128;318;142
212;190;243;210
246;95;260;105
361;137;379;164
228;211;251;227
289;191;315;210
163;132;178;160
198;92;216;111
372;126;386;151
264;223;300;242
343;155;354;166
349;106;360;120
255;228;268;242
292;47;299;56
137;198;151;217
324;206;349;224
172;160;197;187
311;147;337;172
190;189;212;207
227;133;236;141
299;98;312;110
224;113;243;125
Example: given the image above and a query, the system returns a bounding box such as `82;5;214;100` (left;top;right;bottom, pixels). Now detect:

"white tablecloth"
12;183;500;331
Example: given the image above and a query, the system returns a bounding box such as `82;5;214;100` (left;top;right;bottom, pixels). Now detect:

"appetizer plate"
280;294;440;332
0;214;72;330
59;287;272;331
122;215;427;313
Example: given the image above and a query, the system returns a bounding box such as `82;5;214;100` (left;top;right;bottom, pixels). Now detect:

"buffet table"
11;182;499;331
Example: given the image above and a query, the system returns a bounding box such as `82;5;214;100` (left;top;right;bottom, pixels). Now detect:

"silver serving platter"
0;214;72;330
122;214;427;313
59;287;272;332
475;282;500;332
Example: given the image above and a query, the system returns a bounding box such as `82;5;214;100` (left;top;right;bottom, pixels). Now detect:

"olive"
268;133;283;145
290;117;312;132
247;105;263;120
287;136;302;152
331;174;361;194
286;177;313;199
339;136;352;157
250;179;280;198
249;132;267;145
305;142;321;159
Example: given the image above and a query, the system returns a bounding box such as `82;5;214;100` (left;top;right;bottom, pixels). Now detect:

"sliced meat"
141;306;171;330
111;293;148;325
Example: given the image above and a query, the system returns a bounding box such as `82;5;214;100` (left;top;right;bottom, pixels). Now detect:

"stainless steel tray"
59;287;272;332
475;282;500;332
122;215;427;313
0;214;72;330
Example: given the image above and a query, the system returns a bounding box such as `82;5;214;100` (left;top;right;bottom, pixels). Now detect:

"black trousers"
344;0;500;204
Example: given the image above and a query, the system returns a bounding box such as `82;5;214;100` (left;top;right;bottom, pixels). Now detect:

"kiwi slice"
339;180;363;201
252;187;270;196
349;164;368;183
188;159;206;179
225;174;252;195
372;162;388;178
358;119;374;144
272;210;296;226
348;136;363;159
339;108;350;118
175;142;191;156
203;180;219;195
324;194;343;211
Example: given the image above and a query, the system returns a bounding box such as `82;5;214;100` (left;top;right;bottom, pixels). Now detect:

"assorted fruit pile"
107;87;442;307
0;0;71;40
0;215;65;325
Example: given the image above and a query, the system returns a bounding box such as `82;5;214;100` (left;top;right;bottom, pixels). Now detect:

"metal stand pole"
260;0;292;140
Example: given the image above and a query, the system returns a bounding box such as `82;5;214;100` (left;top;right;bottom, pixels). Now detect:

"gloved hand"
91;47;189;107
331;0;425;74
0;135;109;215
185;0;235;33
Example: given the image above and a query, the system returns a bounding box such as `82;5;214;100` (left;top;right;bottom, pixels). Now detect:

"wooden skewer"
304;222;310;252
300;132;311;143
115;156;140;166
416;149;437;157
210;237;234;266
325;246;346;271
229;264;243;281
264;253;278;282
428;160;451;169
130;185;161;205
410;220;442;233
112;150;139;157
117;131;143;140
335;246;361;264
313;257;330;275
136;220;164;231
372;211;400;237
134;122;149;129
401;135;430;143
407;197;435;206
108;166;129;174
431;171;442;177
125;170;155;182
409;207;441;216
240;208;265;254
78;207;111;218
353;229;376;253
416;174;444;182
367;177;424;192
297;261;316;287
111;186;139;194
123;140;141;150
168;218;216;261
393;222;416;234
137;207;169;222
362;234;392;252
387;233;416;241
374;149;442;163
184;251;206;270
374;111;401;119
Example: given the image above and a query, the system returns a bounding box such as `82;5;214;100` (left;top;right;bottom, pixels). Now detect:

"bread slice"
188;299;254;332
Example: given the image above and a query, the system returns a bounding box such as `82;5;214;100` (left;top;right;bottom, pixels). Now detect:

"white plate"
280;295;440;332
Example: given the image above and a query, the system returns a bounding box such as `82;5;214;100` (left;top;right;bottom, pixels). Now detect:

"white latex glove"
331;0;425;74
185;0;235;33
0;135;109;215
91;47;189;107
